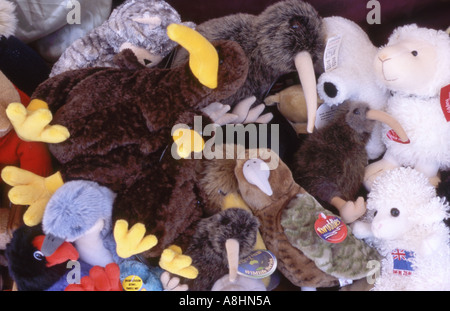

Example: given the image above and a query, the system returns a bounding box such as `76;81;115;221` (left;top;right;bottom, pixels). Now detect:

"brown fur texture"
195;144;247;215
173;0;325;106
185;208;259;291
31;40;249;258
233;149;339;288
290;101;374;212
196;158;238;215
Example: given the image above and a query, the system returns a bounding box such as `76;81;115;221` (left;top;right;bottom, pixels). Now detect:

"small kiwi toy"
290;100;409;223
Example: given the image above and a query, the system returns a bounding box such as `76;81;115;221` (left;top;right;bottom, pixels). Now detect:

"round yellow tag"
122;275;143;291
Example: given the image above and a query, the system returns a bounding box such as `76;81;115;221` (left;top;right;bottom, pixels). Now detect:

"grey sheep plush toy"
50;0;195;77
172;0;325;133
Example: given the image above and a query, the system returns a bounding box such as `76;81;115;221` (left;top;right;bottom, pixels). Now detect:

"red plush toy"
65;263;122;291
0;71;53;185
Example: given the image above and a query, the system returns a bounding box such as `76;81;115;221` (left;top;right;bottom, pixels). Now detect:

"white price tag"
323;35;342;72
314;103;347;130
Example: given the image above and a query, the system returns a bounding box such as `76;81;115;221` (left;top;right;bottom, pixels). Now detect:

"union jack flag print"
391;249;415;276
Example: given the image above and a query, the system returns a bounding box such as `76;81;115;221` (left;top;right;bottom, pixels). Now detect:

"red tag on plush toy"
440;84;450;122
386;129;410;144
314;213;347;243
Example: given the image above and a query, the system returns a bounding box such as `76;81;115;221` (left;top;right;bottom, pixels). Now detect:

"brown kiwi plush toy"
172;0;326;134
290;100;409;224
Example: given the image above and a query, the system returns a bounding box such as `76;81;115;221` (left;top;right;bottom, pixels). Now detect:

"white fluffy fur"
353;167;450;291
381;93;450;173
317;16;389;159
366;24;450;182
0;0;17;38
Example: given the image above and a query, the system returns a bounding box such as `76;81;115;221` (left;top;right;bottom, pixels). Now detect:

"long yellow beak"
167;23;218;89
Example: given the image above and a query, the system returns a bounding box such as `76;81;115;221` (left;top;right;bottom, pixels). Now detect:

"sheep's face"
374;38;437;95
371;205;413;240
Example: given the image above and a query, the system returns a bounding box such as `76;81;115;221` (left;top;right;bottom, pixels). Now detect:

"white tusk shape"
242;159;273;196
294;51;318;133
225;239;240;283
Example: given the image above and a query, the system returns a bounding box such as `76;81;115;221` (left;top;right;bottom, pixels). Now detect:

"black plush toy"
5;225;79;291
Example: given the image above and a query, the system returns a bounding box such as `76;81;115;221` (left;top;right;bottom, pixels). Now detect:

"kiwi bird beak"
167;23;219;89
366;109;410;143
242;159;273;196
294;51;317;133
225;239;240;283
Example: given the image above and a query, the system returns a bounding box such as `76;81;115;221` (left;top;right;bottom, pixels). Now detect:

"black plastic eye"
289;17;304;30
411;50;418;57
373;211;378;217
33;250;44;261
353;108;361;115
390;208;400;217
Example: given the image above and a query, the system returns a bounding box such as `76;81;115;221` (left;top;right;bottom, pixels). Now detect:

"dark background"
162;0;449;46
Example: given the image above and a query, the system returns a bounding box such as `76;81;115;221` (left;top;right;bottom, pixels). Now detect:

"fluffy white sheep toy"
364;24;450;190
352;167;450;291
316;16;390;160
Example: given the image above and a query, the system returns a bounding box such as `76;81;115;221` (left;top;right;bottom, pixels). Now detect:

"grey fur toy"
50;0;195;77
185;208;260;291
40;180;120;267
173;0;325;133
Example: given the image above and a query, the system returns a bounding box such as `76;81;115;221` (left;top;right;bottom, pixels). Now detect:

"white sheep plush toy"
352;167;450;291
316;16;390;160
364;24;450;190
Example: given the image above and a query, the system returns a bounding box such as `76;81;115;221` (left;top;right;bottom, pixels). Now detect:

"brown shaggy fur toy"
290;101;375;215
184;208;259;291
172;0;325;108
30;39;249;258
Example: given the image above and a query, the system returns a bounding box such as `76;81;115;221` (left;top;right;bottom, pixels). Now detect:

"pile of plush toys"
0;0;449;291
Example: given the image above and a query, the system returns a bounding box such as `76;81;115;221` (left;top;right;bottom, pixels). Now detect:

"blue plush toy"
119;259;164;291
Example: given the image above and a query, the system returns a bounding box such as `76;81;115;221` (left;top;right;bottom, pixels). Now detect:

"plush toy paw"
160;271;188;291
65;263;122;291
1;167;64;226
113;220;158;259
350;221;373;240
231;96;273;124
6;100;70;143
202;96;273;126
339;196;366;224
172;128;205;159
159;245;198;279
167;23;218;89
201;102;238;125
